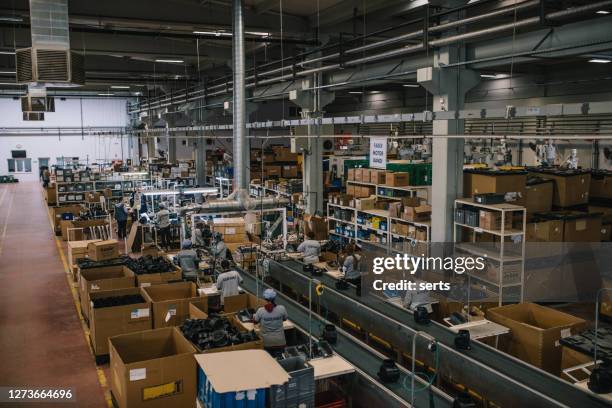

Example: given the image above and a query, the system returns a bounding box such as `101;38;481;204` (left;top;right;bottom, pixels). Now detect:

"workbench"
442;318;509;341
310;355;356;380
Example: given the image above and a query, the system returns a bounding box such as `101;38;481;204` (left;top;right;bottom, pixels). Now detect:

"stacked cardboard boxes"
141;282;201;329
528;168;591;208
79;265;136;323
212;217;248;244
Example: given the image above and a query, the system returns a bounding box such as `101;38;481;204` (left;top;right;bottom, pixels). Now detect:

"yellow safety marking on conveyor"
368;333;392;349
45;195;114;408
341;318;359;330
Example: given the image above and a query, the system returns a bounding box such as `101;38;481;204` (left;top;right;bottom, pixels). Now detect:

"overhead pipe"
232;0;247;191
134;0;611;113
179;196;289;216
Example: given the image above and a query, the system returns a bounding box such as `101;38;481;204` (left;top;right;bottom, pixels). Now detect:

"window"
7;158;32;173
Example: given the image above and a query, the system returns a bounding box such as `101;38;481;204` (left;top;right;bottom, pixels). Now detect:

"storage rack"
347;180;429;201
55;177;152;205
326;202;430;254
453;198;526;306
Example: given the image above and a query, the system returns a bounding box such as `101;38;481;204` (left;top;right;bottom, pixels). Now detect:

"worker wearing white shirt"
297;230;321;264
216;260;242;305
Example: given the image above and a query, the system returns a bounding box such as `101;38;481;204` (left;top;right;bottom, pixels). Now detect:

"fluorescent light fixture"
370;91;381;94
403;84;419;88
0;51;15;55
480;74;498;78
184;187;219;195
0;17;23;22
596;10;610;14
0;82;18;85
111;85;130;89
589;58;611;63
193;31;231;37
246;31;270;37
97;93;114;96
142;190;179;196
155;58;184;63
348;91;362;94
0;71;16;74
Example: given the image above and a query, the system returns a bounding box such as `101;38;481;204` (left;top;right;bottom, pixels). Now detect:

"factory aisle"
0;182;107;408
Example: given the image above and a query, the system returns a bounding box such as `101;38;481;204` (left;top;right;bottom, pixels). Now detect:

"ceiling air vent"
16;48;84;85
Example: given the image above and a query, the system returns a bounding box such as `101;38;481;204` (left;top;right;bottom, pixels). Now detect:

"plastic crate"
269;357;315;408
198;368;267;408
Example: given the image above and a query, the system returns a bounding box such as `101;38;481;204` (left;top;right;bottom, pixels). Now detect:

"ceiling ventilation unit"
16;0;84;119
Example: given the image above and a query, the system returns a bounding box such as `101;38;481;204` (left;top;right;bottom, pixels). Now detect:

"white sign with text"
369;137;387;169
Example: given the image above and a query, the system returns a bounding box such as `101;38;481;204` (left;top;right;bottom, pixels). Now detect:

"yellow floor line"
45;194;114;408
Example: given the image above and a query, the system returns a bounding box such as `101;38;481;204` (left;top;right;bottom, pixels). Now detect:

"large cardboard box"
526;220;563;242
347;168;355;181
525;179;553;217
79;266;136;323
266;165;282;178
562;214;602;242
141;282;200;328
52;205;83;233
281;165;298;178
89;288;151;357
68;239;101;272
529;169;590;207
88;240;119;261
369;169;386;185
402;204;431;222
135;264;182;288
303;214;328;240
354;168;364;182
212;218;246;236
479;210;512;231
109;327;197;408
223;293;266;314
355;196;376;211
464;170;526;200
385;172;409;187
486;303;587;374
591;171;612;200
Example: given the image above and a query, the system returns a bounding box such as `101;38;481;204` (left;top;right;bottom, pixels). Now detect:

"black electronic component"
414;306;430;325
589;366;612;394
452;392;476;408
455;329;472;350
377;359;400;383
322;324;338;344
180;314;259;350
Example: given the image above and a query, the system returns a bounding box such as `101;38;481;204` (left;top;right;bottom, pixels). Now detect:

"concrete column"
167;125;177;164
195;134;207;186
418;45;479;242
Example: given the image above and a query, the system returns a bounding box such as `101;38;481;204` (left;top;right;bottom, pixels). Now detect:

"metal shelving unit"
347;180;429;201
453;198;526;306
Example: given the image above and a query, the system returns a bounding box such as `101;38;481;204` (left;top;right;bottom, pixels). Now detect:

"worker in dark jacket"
115;202;129;239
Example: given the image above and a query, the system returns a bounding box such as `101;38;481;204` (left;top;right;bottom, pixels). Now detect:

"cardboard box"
355;196;376;211
282;165;298;178
194;350;289;405
525;180;553;216
361;168;371;183
88;240;119;261
385;172;409;187
141;282;200;328
416;228;428;241
529;170;590;207
266;165;282;178
187;315;264;354
562;214;602;242
388;202;402;218
402;204;431;222
68;239;101;270
369;169;386;185
465;171;526;200
109;327;197;408
478;210;513;231
486;303;587;374
347;168;355;181
303;214;328;240
391;222;409;236
223;293;266;314
526;220;563;242
89;288;151;356
591;172;612;200
354;168;364;182
79;266;136;323
136;264;182;288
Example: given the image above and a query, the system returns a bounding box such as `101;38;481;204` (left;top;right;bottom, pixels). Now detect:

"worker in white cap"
177;239;199;281
253;288;288;353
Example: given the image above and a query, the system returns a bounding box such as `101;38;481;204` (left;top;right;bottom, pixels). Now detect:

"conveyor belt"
238;267;455;408
266;258;611;408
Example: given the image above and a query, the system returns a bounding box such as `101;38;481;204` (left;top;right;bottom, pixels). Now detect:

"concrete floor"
0;182;107;407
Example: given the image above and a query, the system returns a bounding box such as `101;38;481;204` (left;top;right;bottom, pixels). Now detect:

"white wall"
0;97;134;181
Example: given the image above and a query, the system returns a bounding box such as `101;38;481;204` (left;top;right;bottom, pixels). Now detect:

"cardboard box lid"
88;239;118;249
194;350;289;393
213;218;245;226
141;281;198;302
488;302;586;330
68;239;102;250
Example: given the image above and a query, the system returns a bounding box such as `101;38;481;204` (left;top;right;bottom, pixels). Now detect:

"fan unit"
16;48;85;85
21;95;54;112
23;112;45;121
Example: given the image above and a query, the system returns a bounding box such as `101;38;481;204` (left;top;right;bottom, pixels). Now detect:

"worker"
177;239;199;281
156;202;171;250
202;224;213;247
253;289;288;353
216;259;243;305
210;232;228;260
342;244;362;296
297;230;321;264
193;224;204;247
114;201;129;239
42;167;50;188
